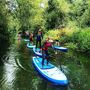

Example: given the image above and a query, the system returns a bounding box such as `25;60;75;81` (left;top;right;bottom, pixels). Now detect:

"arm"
42;41;47;48
42;41;55;50
50;44;55;50
41;32;43;39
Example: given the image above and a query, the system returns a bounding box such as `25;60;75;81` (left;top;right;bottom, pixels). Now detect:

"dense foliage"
0;0;90;52
0;0;9;43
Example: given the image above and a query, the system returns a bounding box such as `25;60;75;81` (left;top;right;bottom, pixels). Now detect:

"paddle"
56;54;64;72
59;61;63;72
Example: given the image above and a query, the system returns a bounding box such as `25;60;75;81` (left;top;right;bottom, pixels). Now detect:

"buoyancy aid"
30;34;33;39
26;32;29;35
56;35;59;40
43;40;51;50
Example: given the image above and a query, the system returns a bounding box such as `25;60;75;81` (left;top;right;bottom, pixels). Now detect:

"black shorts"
55;40;59;42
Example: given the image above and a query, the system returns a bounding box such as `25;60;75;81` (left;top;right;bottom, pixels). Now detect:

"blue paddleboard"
33;47;42;57
32;57;68;85
18;37;21;40
54;45;68;52
24;39;30;42
27;43;35;49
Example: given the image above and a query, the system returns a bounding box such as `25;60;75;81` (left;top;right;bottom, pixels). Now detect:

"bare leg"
58;41;59;46
32;41;33;45
55;41;58;54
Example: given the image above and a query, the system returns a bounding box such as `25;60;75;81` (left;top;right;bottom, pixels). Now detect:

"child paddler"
55;34;59;46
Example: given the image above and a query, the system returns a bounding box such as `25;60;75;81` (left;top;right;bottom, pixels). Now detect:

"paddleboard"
27;43;35;49
18;37;21;40
24;39;30;42
54;45;68;52
32;57;68;85
33;47;42;57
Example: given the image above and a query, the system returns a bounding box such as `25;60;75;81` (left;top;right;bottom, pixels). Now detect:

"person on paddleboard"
25;31;29;39
35;29;43;52
29;33;34;45
55;34;59;46
18;31;22;40
42;37;54;67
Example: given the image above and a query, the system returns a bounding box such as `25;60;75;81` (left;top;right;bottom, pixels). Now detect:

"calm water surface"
0;40;90;90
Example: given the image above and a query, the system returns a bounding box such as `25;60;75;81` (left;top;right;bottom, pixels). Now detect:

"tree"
0;0;9;42
68;0;89;28
44;0;70;29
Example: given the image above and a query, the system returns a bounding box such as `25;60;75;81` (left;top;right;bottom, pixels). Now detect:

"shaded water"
0;40;90;90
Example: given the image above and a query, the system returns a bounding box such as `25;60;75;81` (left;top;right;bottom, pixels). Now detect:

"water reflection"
33;68;68;90
0;44;18;89
0;40;90;90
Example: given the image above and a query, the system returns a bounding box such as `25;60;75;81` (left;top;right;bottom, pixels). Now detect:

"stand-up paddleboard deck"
33;46;67;57
24;39;30;42
33;45;68;58
32;57;68;85
54;45;68;51
27;43;35;49
33;47;42;57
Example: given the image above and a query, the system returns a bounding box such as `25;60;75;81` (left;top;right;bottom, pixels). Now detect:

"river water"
0;40;90;90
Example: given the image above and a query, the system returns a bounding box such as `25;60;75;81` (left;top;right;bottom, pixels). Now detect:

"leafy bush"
43;27;90;52
43;29;60;40
77;28;90;52
65;43;78;50
65;27;90;52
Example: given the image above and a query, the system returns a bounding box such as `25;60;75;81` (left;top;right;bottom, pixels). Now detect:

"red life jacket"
30;34;33;39
26;32;28;35
43;40;51;50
